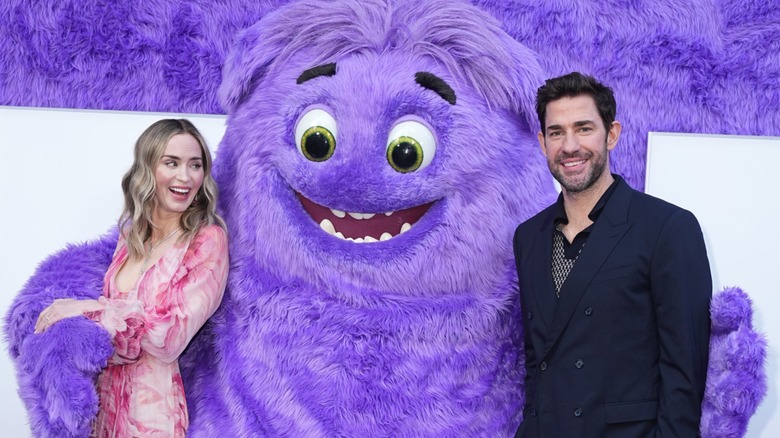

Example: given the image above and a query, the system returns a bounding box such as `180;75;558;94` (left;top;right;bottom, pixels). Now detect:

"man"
514;72;712;437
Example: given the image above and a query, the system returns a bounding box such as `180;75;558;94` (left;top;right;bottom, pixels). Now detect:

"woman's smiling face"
153;133;204;221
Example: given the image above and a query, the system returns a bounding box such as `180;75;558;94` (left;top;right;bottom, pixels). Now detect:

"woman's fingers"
34;305;59;334
34;299;101;334
34;311;51;334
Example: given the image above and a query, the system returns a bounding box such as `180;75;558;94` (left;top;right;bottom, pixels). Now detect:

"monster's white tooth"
335;231;345;239
344;212;376;220
353;237;364;243
319;219;336;234
331;209;346;218
380;232;392;241
363;236;378;242
400;223;411;233
346;237;354;241
384;212;393;216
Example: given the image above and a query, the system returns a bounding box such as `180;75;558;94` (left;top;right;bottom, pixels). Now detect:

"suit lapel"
539;179;634;359
531;216;557;330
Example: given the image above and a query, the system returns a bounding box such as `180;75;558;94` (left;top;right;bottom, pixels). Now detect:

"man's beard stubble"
549;140;608;194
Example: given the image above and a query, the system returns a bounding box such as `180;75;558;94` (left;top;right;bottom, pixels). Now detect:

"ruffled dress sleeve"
86;225;229;365
87;296;146;364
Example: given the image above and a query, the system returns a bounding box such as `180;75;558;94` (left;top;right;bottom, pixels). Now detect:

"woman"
33;119;228;437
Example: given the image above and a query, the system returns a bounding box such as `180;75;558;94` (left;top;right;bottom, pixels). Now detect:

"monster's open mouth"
296;193;433;242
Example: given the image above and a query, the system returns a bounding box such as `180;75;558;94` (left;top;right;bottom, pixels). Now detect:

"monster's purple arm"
4;233;117;438
700;287;768;438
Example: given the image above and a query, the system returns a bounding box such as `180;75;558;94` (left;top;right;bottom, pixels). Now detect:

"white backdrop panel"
646;132;779;437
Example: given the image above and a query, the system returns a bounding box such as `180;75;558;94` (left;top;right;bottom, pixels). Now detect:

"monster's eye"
386;120;436;173
295;108;337;162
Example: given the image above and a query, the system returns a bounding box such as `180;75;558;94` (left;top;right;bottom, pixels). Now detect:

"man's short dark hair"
535;72;616;134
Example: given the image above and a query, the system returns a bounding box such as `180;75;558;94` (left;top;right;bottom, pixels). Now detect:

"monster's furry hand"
16;318;112;437
5;233;117;437
700;287;768;438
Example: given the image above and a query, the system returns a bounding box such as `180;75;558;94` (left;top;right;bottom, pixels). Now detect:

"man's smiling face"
539;94;618;195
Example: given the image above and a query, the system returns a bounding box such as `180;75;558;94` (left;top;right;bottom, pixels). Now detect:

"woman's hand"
35;299;104;334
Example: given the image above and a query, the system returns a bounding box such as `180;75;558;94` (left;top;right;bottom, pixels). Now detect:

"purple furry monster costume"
182;1;551;435
2;0;772;437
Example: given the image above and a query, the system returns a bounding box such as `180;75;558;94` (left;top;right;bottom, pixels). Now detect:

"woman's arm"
139;226;229;363
84;225;229;364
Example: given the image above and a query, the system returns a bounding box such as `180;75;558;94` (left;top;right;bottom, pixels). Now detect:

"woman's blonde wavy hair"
119;119;225;260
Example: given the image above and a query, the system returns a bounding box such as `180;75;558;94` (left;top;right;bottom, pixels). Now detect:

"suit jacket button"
529;408;537;417
528;311;533;320
584;307;593;316
540;361;548;371
575;359;584;369
574;408;583;417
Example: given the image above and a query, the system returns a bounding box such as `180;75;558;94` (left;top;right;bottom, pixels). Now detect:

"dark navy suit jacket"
514;176;711;437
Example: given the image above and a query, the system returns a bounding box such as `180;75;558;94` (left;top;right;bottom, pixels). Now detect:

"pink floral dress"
85;225;228;438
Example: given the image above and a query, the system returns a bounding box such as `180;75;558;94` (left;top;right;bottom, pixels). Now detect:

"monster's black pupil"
391;142;418;169
304;131;331;159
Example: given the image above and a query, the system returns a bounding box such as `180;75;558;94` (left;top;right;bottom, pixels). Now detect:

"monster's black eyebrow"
415;72;456;105
296;63;337;84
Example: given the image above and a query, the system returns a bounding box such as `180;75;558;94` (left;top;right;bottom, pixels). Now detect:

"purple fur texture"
181;0;554;435
4;0;778;189
15;319;112;437
701;287;768;438
5;235;116;437
0;0;288;113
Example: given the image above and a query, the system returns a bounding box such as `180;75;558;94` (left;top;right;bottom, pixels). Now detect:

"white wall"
0;107;226;437
646;132;780;437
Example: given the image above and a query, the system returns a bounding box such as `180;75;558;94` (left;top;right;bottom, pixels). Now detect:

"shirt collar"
553;174;622;225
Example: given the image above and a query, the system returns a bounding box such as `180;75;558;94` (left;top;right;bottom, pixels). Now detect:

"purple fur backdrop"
1;0;773;436
3;0;778;189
